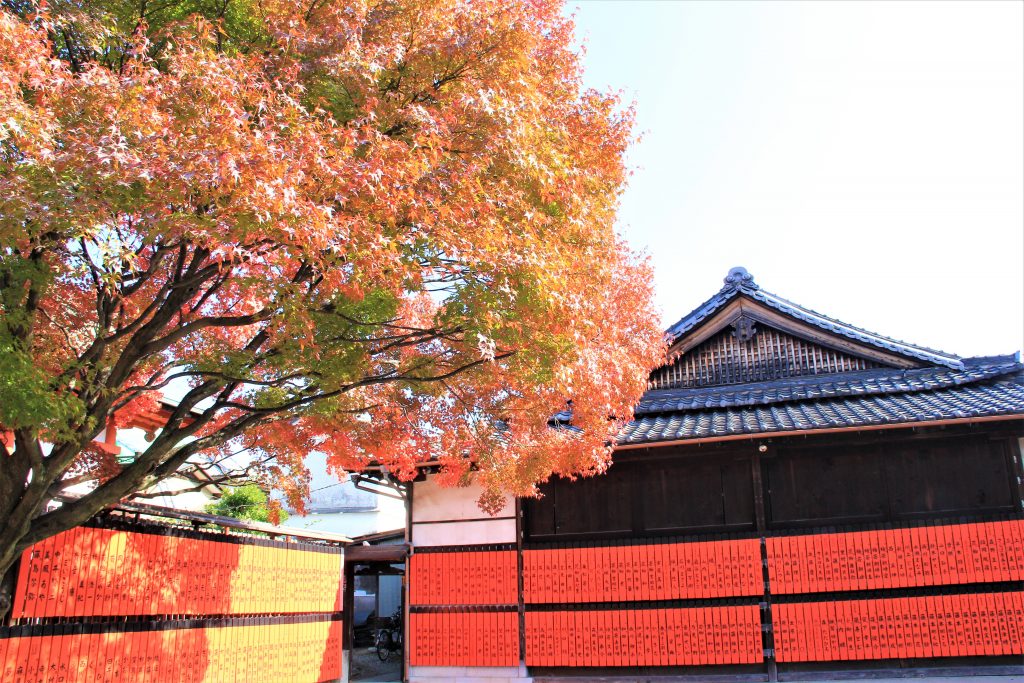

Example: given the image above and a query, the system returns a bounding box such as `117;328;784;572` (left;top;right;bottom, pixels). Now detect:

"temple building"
402;267;1024;682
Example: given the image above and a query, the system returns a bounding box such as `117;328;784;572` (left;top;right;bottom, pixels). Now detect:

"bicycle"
373;610;403;662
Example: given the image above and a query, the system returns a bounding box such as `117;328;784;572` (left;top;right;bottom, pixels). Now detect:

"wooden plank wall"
1;519;344;683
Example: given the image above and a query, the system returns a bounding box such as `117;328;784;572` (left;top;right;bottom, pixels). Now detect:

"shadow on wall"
2;522;344;681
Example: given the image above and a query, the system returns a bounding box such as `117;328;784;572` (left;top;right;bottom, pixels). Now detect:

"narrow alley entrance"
344;536;408;683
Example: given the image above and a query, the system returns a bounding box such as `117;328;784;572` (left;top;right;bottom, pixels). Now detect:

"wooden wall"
516;426;1024;678
406;425;1024;679
524;431;1020;541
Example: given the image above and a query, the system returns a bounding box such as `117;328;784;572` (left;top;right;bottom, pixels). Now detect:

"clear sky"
571;0;1023;358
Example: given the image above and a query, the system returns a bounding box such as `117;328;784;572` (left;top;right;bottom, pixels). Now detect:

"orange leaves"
0;11;66;155
1;0;664;514
266;499;285;525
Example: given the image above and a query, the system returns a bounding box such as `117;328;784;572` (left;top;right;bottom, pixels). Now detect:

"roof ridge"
663;285;739;340
665;267;963;369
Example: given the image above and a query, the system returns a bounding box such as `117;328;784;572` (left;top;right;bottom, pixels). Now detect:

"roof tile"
635;363;1019;415
619;380;1024;445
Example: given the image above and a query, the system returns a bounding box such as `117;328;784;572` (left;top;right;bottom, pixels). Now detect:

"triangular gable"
654;268;964;390
651;322;887;390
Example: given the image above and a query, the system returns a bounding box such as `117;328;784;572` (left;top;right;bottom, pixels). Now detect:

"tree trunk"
0;492;44;621
0;560;16;623
0;445;38;620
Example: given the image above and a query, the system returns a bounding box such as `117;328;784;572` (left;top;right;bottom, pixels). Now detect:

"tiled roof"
619;362;1024;445
665;268;964;369
635;363;1020;415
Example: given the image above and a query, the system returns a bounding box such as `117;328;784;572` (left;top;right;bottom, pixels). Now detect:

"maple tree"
0;0;663;608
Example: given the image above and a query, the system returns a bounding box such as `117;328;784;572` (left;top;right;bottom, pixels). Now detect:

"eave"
615;413;1024;451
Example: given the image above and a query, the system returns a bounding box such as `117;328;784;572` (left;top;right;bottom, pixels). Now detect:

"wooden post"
1007;437;1024;512
752;442;778;683
515;497;526;673
343;559;355;681
403;481;413;683
751;446;767;535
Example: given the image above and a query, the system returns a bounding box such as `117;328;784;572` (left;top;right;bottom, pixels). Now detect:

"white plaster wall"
411;476;513;522
411;518;517;546
410;474;516;546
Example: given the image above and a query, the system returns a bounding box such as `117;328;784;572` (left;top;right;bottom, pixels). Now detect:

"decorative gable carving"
731;315;757;343
649;325;885;390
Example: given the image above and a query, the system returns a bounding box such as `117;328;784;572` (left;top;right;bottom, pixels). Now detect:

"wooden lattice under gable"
649;323;885;390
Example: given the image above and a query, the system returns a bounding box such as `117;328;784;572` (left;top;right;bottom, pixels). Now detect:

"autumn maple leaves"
0;0;662;580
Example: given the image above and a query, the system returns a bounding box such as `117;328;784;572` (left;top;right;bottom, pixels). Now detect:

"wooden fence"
1;513;345;683
406;515;1024;672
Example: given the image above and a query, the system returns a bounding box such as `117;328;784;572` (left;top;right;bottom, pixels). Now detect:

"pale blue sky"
571;0;1023;358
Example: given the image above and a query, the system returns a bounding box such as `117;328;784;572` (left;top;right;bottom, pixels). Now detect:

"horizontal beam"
345;544;408;562
111;500;352;544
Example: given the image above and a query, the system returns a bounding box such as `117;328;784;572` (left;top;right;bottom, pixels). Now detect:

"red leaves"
1;0;664;513
266;499;284;526
70;442;123;485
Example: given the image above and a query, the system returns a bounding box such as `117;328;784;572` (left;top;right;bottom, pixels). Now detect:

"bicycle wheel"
376;630;393;662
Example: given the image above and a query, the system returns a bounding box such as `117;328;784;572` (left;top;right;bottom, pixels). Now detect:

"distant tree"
0;0;664;613
205;484;288;526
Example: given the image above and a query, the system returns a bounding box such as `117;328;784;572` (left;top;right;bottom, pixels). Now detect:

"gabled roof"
665;267;963;369
616;268;1024;446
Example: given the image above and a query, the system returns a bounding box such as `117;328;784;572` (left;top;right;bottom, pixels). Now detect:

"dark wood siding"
524;453;756;541
552;471;633;536
883;438;1015;516
765;435;1016;527
642;456;754;532
764;445;888;525
523;469;633;540
524;433;1018;540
